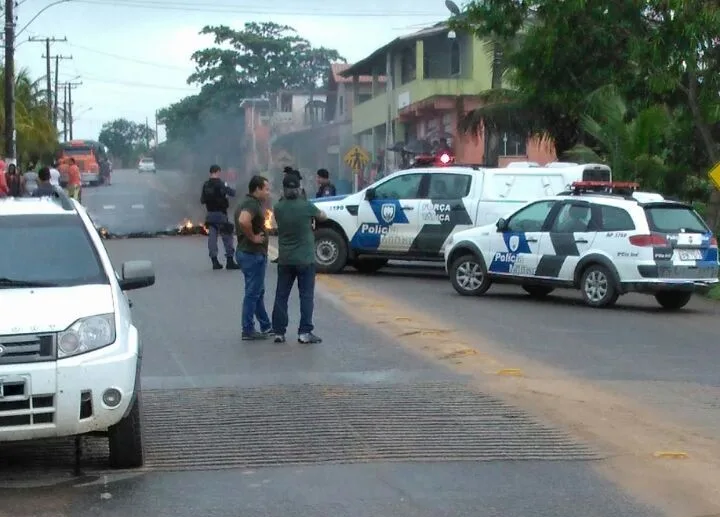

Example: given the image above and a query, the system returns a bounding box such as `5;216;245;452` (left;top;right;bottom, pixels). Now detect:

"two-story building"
340;22;555;172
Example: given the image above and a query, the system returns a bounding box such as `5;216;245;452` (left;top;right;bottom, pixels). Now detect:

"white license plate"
676;249;702;261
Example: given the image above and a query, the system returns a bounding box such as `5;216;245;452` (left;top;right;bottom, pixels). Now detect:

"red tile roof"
331;63;386;84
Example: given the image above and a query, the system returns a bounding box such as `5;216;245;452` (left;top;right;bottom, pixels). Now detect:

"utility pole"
154;110;159;147
44;53;73;127
62;81;82;140
28;36;67;119
4;0;17;163
145;116;150;148
62;85;67;141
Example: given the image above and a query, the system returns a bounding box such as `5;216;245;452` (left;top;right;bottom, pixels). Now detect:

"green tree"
452;0;648;155
98;118;155;165
0;67;57;164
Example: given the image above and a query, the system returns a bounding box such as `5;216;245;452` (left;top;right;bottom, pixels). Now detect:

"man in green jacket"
271;174;327;344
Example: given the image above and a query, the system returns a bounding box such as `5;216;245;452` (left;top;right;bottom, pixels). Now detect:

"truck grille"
0;378;55;427
0;334;56;364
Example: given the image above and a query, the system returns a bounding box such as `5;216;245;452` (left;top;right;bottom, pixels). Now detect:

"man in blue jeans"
234;175;272;340
271;174;327;344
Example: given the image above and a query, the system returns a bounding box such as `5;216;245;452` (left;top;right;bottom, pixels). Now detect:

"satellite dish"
445;0;461;15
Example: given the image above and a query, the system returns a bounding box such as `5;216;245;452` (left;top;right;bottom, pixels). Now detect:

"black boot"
225;256;240;270
211;257;223;270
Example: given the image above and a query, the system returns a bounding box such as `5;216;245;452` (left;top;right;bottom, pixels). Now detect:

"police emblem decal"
508;235;520;253
381;203;396;224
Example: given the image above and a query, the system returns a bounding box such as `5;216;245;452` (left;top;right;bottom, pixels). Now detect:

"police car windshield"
644;206;709;234
0;214;108;287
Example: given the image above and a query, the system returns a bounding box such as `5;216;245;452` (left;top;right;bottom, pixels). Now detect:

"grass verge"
707;284;720;300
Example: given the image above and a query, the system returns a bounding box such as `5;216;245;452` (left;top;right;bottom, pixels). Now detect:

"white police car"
443;181;719;309
312;155;611;273
0;190;155;468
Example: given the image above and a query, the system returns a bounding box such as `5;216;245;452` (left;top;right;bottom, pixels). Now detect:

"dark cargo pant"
206;211;235;259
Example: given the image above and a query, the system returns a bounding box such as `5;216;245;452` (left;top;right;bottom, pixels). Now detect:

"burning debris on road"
96;219;209;239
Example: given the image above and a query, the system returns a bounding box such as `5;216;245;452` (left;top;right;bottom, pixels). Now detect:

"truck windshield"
0;214;109;287
62;147;93;156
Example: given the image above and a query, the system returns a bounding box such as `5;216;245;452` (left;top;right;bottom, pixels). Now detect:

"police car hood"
310;194;352;204
0;285;115;334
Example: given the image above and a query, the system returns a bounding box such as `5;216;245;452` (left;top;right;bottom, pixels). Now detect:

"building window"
339;96;344;115
500;132;527;156
450;40;460;76
400;47;416;84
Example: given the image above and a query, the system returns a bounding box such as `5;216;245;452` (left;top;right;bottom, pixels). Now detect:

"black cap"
283;174;301;189
284;168;302;180
317;168;329;179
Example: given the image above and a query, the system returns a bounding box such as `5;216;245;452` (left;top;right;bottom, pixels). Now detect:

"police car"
443;181;719;309
312;154;613;273
0;190;155;468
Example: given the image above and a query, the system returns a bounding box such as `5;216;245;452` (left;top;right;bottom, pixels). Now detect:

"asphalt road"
343;261;720;434
0;234;660;516
82;168;206;235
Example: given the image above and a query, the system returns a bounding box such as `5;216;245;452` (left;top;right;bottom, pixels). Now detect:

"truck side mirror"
365;188;376;201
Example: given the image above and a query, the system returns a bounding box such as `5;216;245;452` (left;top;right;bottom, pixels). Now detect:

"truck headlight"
58;314;116;358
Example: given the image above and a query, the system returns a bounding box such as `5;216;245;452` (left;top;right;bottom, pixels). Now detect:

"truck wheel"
654;291;692;310
449;253;492;296
353;258;388;274
108;393;144;469
314;228;348;274
580;264;619;308
522;285;555;298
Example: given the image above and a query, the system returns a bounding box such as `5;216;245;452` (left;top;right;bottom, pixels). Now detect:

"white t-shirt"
49;168;60;186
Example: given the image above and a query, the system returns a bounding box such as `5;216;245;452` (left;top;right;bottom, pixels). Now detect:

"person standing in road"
49;161;61;187
66;158;82;201
22;166;39;196
315;169;336;198
6;164;23;197
235;175;273;341
271;174;327;344
31;167;57;197
201;164;240;270
281;166;306;199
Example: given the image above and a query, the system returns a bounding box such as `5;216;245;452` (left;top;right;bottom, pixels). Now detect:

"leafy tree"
157;22;344;170
98;118;155;165
0;67;57;164
452;0;648;155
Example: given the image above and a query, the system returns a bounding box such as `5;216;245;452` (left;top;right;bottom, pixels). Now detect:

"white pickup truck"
312;161;612;273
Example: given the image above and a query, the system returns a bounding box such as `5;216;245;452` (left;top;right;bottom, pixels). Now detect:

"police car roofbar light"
570;180;640;196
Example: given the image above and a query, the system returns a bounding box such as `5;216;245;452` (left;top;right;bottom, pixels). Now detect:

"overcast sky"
14;0;443;142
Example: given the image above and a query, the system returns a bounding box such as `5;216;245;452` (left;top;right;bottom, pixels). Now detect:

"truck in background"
57;140;109;187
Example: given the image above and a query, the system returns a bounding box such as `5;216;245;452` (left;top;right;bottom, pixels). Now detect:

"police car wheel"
108;393;144;469
654;291;692;310
314;228;348;274
522;285;554;298
449;254;491;296
353;258;388;274
580;264;619;308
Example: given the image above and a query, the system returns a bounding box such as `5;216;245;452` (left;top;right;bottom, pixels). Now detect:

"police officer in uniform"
201;164;240;270
315;169;336;198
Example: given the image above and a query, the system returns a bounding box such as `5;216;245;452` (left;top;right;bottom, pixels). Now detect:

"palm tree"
564;85;674;190
0;67;58;164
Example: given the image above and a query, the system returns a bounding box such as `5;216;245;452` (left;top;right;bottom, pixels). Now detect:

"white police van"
443;181;719;309
312;154;613;273
0;190;155;468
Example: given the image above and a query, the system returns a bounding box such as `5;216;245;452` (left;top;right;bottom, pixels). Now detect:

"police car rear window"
644;206;708;234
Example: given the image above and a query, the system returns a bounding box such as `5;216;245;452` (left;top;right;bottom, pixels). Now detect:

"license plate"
676;249;702;261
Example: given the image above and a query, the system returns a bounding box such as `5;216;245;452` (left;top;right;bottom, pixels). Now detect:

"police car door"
353;172;425;253
411;172;474;257
488;200;559;277
535;201;595;280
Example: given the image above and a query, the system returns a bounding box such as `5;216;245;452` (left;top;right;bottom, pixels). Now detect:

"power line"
65;42;191;71
73;0;439;17
59;71;198;92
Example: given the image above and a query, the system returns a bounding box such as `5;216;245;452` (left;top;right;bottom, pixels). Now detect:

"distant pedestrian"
23;167;39;196
32;167;57;197
49;161;61;187
66;158;82;201
271;174;327;344
234;175;273;341
6;164;22;197
315;168;336;198
201;164;240;270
